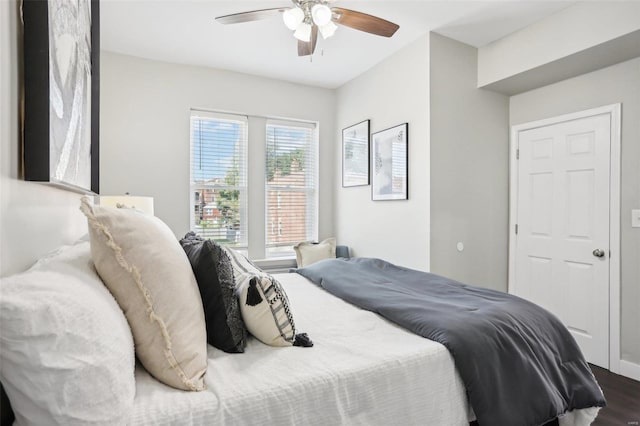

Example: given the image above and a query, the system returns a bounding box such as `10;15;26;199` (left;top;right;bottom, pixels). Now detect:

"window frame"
188;110;319;264
264;119;319;259
189;110;249;252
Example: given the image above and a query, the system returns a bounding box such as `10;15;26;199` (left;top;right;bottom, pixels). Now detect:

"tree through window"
190;112;248;250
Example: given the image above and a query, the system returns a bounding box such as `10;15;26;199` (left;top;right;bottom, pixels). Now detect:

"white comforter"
130;273;472;425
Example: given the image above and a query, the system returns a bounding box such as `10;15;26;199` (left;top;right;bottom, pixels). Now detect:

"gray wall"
477;2;640;89
100;52;335;246
334;34;431;271
429;33;510;291
510;57;640;365
0;0;88;277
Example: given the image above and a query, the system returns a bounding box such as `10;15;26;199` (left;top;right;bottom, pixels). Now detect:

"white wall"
429;33;509;291
0;0;87;277
100;52;335;247
510;57;640;366
334;35;430;271
478;2;640;89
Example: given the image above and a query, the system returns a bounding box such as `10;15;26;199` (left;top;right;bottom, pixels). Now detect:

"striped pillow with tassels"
224;248;312;348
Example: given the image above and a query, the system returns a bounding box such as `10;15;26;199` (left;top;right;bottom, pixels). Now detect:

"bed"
0;241;472;425
0;237;604;425
130;271;472;425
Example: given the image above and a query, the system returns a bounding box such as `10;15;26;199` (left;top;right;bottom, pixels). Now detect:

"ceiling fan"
215;1;400;57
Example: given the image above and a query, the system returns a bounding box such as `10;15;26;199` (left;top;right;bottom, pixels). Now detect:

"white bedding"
130;272;472;425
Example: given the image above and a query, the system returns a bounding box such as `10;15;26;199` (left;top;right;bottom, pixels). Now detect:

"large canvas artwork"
23;0;100;193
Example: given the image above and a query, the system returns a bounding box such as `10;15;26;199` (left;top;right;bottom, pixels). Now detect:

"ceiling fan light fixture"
319;21;337;39
311;4;332;26
283;7;304;31
294;21;312;42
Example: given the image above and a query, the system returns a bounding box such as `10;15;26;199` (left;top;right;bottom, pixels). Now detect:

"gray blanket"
296;257;605;426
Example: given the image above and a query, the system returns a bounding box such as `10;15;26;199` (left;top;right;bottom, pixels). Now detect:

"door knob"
592;249;605;258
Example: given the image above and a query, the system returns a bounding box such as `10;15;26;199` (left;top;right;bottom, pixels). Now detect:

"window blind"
265;119;318;258
190;110;248;251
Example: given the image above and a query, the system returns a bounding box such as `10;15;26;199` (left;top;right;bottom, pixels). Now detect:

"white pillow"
293;237;337;268
0;241;135;425
80;197;208;391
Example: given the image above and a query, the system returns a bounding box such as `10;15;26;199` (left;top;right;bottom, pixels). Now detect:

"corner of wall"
429;33;509;292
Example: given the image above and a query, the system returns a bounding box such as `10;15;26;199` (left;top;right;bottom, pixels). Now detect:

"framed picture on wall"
22;0;100;194
342;120;370;187
372;123;408;201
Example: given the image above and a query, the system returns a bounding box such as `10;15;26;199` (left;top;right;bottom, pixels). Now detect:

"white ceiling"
100;0;576;89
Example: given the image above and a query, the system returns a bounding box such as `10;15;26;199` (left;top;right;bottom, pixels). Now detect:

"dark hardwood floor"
469;364;639;426
591;364;640;426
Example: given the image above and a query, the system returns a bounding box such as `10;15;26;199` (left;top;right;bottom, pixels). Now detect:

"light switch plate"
632;210;640;228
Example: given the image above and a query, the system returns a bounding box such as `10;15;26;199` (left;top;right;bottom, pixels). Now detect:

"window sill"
253;256;297;273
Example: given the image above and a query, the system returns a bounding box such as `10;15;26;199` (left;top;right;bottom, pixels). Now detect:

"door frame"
508;104;621;373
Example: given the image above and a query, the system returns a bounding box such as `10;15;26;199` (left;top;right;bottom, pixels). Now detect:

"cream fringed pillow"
294;237;337;268
80;197;207;391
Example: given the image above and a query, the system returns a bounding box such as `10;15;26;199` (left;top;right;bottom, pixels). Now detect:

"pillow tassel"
293;333;313;348
245;278;263;306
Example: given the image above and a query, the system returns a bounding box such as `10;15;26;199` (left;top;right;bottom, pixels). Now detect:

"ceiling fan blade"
331;7;399;37
215;8;287;25
298;25;318;57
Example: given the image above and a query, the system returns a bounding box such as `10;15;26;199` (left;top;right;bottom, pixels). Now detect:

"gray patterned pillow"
224;248;312;348
180;232;246;353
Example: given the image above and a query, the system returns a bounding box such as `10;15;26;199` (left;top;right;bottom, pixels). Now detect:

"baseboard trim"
619;359;640;382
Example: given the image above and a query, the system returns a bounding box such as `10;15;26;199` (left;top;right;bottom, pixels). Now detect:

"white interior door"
513;113;611;368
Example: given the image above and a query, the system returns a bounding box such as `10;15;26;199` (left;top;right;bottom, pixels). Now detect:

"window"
266;120;318;258
190;110;318;262
190;111;248;251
